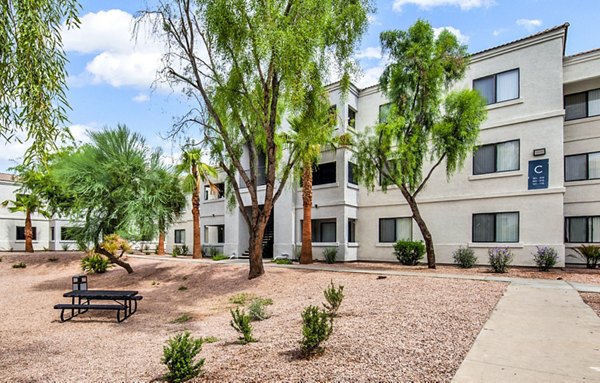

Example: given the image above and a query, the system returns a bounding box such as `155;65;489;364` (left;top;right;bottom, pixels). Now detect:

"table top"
63;290;139;299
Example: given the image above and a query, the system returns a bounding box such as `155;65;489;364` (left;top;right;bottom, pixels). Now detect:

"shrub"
172;247;179;257
453;246;477;268
201;336;219;344
574;244;600;269
61;243;70;251
48;256;59;262
248;298;271;321
76;240;88;252
180;244;189;255
322;247;337;264
323;281;344;317
172;313;192;324
488;247;513;273
532;246;558;271
211;254;229;261
178;286;188;291
393;240;425;265
230;308;256;344
81;253;112;274
12;262;26;269
208;247;219;258
229;292;255;305
162;331;204;383
272;258;292;265
300;305;332;357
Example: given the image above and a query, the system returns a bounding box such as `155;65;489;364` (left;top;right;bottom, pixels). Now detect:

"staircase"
240;230;274;259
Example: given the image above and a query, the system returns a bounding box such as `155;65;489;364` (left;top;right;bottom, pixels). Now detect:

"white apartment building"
167;23;600;267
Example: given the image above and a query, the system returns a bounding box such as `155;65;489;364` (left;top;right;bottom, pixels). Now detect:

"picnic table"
55;289;143;323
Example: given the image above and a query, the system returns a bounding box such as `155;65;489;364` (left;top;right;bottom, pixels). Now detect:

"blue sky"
1;0;599;171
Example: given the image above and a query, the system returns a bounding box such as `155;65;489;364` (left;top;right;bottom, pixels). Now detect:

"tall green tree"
354;20;487;268
144;0;373;279
0;0;80;162
2;193;49;253
176;148;216;259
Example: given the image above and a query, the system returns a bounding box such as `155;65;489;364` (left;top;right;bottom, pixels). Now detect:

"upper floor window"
473;212;519;243
17;226;36;241
564;89;600;121
379;103;392;123
348;162;358;185
565;216;600;243
313;162;336;186
204;182;225;200
473;140;519;175
473;68;519;105
347;106;356;129
174;229;186;244
565;152;600;181
379;217;412;243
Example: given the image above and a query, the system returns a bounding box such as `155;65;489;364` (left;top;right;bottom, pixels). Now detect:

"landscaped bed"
581;293;600;318
0;251;506;382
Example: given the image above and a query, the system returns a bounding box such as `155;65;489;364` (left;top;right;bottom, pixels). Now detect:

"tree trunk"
402;186;436;269
24;209;34;253
300;164;313;264
96;246;133;274
248;219;267;279
157;231;165;255
191;162;202;259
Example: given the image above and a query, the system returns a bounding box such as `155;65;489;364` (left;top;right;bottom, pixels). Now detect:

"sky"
1;0;599;171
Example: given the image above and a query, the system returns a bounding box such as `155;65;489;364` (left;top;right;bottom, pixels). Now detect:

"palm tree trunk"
24;209;34;253
157;231;165;255
300;164;313;264
191;162;202;259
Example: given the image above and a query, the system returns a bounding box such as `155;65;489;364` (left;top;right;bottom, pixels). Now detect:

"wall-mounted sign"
528;159;549;190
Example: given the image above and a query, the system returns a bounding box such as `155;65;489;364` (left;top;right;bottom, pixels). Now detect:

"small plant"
393;240;425;265
172;313;193;324
143;244;150;252
43;246;49;251
323;281;344;317
248;298;272;321
322;247;337;264
273;258;292;265
48;256;59;262
488;247;513;273
200;336;219;344
180;244;189;256
208;247;219;258
61;243;70;251
230;308;256;344
532;246;558;271
81;253;112;274
229;292;254;305
162;331;204;383
211;254;229;261
574;244;600;269
76;239;88;252
172;246;181;257
453;246;477;269
12;262;26;269
300;305;332;357
178;286;188;291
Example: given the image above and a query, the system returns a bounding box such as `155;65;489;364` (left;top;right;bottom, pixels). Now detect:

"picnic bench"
54;275;143;323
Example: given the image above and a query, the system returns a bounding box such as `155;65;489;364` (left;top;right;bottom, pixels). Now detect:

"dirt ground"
0;251;507;382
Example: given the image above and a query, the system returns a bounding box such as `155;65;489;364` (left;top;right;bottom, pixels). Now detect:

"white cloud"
356;46;383;60
354;65;385;88
367;14;382;26
493;28;508;37
433;26;470;44
516;18;542;31
132;93;150;103
393;0;494;12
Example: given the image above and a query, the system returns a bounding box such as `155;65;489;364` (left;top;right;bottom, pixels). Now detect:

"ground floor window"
204;225;225;243
565;216;600;243
174;229;186;244
51;227;55;241
348;219;356;242
17;226;37;241
379;217;412;243
311;219;336;242
61;227;77;241
472;212;519;243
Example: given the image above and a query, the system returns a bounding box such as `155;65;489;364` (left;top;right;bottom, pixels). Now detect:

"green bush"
180;244;189;255
272;258;292;265
248;298;271;321
230;308;256;344
323;281;344;317
201;336;219;344
229;292;254;305
574;244;600;269
76;240;88;252
211;254;229;261
532;246;558;271
12;262;26;269
300;305;332;357
322;247;337;264
81;253;112;274
488;247;513;273
61;243;70;251
452;246;477;268
162;331;204;383
172;313;193;324
208;247;219;258
393;240;425;265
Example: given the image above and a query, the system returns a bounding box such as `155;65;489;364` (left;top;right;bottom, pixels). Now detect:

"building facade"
167;24;600;267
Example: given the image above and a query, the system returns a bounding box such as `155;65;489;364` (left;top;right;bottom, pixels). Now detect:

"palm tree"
3;194;49;253
176;148;217;259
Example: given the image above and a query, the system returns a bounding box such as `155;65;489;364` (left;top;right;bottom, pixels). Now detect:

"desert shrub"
393;240;425;265
81;253;111;274
322;247;337;264
488;247;513;273
272;258;292;265
172;313;192;324
162;331;204;383
532;246;558;271
178;286;188;291
211;254;228;261
61;243;70;251
48;256;58;262
180;244;189;255
574;244;600;269
12;262;26;269
43;246;49;251
248;298;271;321
201;336;219;344
300;305;332;357
230;308;256;344
323;281;344;317
208;247;219;258
453;246;477;268
229;292;254;305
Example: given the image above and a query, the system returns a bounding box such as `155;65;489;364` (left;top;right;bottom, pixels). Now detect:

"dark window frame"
565;216;600;243
564;88;600;121
564;151;600;182
378;217;412;243
472;211;520;243
16;226;37;241
378;103;392;123
348;162;358;185
312;161;337;186
174;229;186;244
473;139;520;175
347;106;357;129
308;219;337;243
473;68;520;105
348;219;356;243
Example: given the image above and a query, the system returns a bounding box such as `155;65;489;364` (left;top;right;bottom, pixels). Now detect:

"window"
347;106;356;129
348;219;356;243
566;216;600;243
174;229;186;244
311;219;336;242
61;227;77;241
348;162;358;185
16;226;37;241
565;152;600;181
379;103;392;123
313;162;336;185
204;182;225;200
328;105;337;124
379;218;412;243
472;212;519;243
51;227;55;241
473;69;519;105
565;88;600;121
204;225;225;243
473;140;519;175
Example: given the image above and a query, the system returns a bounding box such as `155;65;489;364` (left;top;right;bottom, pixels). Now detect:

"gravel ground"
0;251;506;382
581;293;600;318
